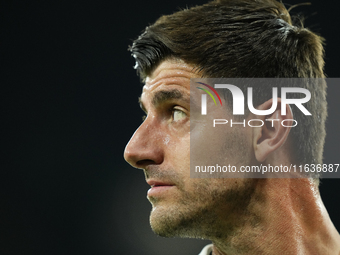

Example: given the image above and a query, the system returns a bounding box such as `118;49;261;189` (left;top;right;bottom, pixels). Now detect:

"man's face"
124;59;256;239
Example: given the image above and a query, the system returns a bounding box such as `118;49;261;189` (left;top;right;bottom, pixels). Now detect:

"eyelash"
141;106;186;122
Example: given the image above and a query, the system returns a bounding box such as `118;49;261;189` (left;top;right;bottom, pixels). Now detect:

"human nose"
124;120;164;169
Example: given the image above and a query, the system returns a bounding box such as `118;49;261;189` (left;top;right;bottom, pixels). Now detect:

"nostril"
136;159;156;168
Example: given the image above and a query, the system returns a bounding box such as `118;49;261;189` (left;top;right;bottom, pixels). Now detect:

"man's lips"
146;180;175;197
147;180;174;187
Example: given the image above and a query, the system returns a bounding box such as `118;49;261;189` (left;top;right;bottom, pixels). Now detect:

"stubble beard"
148;178;257;240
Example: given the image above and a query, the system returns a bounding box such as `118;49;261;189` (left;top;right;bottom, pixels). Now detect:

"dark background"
2;0;339;254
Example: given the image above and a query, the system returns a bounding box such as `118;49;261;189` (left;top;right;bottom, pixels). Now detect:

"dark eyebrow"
139;89;189;112
152;89;188;106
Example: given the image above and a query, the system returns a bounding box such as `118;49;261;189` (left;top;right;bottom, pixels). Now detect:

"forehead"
141;59;201;98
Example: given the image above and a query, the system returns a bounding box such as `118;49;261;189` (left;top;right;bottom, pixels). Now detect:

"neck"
211;178;340;255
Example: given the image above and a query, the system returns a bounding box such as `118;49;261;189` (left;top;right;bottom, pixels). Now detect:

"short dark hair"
129;0;327;174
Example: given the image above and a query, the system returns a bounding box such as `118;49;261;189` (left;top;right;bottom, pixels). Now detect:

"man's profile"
124;0;340;254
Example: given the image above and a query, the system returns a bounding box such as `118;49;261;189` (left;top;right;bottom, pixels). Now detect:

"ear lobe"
253;98;293;162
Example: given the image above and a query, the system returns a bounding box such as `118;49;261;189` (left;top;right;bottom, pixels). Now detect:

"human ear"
252;98;293;162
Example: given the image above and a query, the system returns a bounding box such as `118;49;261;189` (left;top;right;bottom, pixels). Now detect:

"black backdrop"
2;1;340;254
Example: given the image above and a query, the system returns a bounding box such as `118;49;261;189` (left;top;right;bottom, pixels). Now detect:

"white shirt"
198;244;213;255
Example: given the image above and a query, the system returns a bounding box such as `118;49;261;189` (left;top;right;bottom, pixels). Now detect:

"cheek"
165;134;191;178
162;134;171;145
169;131;190;157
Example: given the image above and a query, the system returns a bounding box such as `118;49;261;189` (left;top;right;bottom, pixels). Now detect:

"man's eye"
172;109;187;122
